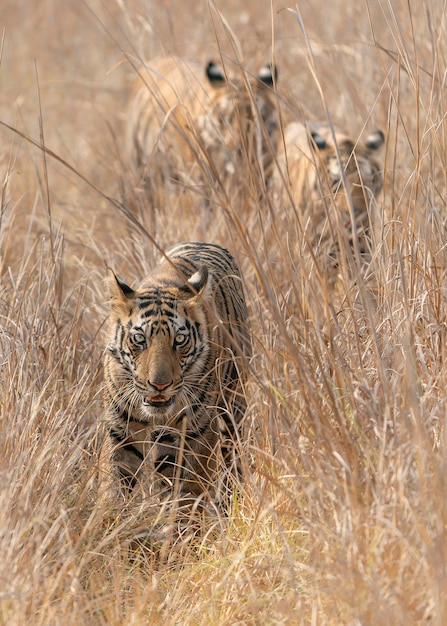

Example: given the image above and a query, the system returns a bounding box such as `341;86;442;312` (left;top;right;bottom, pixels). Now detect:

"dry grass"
1;0;446;624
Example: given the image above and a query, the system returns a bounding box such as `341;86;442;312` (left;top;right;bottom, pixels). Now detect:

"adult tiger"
125;56;279;195
274;121;385;270
102;242;251;512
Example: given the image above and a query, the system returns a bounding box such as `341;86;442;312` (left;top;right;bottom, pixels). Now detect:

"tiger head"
306;123;385;213
127;56;280;192
196;60;279;178
276;121;385;215
273;122;385;270
105;265;211;428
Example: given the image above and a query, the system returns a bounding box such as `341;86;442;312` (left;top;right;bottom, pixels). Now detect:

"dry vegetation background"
1;0;447;624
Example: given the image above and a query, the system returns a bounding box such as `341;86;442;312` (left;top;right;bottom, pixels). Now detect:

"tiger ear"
107;269;134;308
365;129;385;151
310;130;327;150
258;63;278;86
187;265;209;297
206;61;225;85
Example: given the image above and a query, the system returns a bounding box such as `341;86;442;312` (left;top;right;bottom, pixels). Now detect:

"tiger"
273;121;385;272
125;55;279;196
102;242;252;515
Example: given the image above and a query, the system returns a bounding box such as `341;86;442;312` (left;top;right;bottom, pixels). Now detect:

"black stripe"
109;428;145;462
155;456;177;474
121;443;144;461
118;467;137;490
151;431;178;445
109;427;126;442
138;297;163;308
183;414;212;440
140;307;173;318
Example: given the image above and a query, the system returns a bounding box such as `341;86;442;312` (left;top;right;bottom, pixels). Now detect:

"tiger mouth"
142;395;174;408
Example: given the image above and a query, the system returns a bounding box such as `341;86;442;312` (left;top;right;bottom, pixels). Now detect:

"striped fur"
126;56;279;190
102;242;251;508
274;121;385;268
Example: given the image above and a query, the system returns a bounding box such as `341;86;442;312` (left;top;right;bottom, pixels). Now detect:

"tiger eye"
131;331;146;346
174;332;188;347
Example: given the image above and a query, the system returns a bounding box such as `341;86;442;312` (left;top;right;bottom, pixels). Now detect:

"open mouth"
142;395;174;408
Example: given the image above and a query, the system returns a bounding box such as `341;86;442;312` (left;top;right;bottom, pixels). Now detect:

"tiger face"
274;121;385;269
126;56;279;192
307;123;385;213
102;242;251;502
106;267;210;427
275;122;385;213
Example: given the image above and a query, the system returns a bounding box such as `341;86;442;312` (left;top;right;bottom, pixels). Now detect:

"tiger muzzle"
143;395;174;408
143;378;175;407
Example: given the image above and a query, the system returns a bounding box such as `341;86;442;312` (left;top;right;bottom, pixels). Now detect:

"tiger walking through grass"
101;242;252;519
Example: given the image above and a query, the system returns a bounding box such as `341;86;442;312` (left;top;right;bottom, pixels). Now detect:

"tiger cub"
126;56;279;194
274;121;385;270
102;242;251;511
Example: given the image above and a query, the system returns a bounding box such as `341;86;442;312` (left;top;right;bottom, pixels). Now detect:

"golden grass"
0;0;446;623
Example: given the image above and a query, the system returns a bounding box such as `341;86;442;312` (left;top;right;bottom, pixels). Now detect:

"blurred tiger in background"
125;56;279;203
273;121;385;276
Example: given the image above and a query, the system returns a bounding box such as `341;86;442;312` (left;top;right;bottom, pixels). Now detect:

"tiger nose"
150;380;172;391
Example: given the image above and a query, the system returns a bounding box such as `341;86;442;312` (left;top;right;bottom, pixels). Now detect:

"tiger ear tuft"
206;61;225;84
187;265;209;296
107;269;134;305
